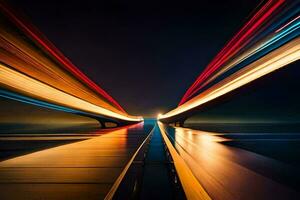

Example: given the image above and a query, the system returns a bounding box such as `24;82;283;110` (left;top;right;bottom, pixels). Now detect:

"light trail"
0;2;142;123
159;37;300;120
0;63;141;122
179;0;286;105
275;15;300;33
158;122;211;200
191;17;300;95
0;2;126;113
0;35;123;115
160;0;300;121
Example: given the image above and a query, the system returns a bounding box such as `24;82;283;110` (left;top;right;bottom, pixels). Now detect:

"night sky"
9;0;261;117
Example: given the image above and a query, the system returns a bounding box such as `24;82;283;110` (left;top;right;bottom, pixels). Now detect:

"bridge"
0;0;300;200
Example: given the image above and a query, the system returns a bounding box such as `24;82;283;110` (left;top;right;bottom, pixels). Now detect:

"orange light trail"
0;64;141;122
159;37;300;120
179;0;285;105
0;1;126;113
0;3;142;123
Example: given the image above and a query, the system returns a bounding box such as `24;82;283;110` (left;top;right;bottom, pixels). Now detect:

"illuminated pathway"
0;122;153;200
1;122;300;199
0;0;300;199
159;123;300;200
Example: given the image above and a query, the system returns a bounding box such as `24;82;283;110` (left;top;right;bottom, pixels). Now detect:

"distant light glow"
157;113;163;119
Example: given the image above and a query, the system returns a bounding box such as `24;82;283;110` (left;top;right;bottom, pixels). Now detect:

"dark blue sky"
9;0;261;116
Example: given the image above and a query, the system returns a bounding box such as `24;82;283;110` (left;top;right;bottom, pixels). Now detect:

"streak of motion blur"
0;2;142;123
159;0;300;120
0;0;300;199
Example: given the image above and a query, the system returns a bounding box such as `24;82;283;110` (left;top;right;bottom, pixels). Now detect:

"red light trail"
0;2;126;113
160;0;300;120
179;0;285;105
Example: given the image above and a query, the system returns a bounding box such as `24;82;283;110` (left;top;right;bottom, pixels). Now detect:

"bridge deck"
159;124;300;200
0;123;153;200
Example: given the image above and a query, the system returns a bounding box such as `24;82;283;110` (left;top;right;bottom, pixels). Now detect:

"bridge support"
78;113;132;129
96;118;138;129
173;118;186;127
162;117;187;127
96;119;120;129
174;121;184;127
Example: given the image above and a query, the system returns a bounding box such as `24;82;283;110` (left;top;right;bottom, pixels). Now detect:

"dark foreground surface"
161;123;300;200
1;121;300;199
0;122;154;200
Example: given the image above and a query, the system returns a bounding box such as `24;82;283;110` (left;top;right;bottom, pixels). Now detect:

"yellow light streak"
158;122;211;200
157;113;163;119
201;34;274;88
159;37;300;120
104;125;155;200
0;64;141;122
0;31;124;115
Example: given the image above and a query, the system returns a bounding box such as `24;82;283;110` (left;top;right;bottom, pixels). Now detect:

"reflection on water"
162;124;299;200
